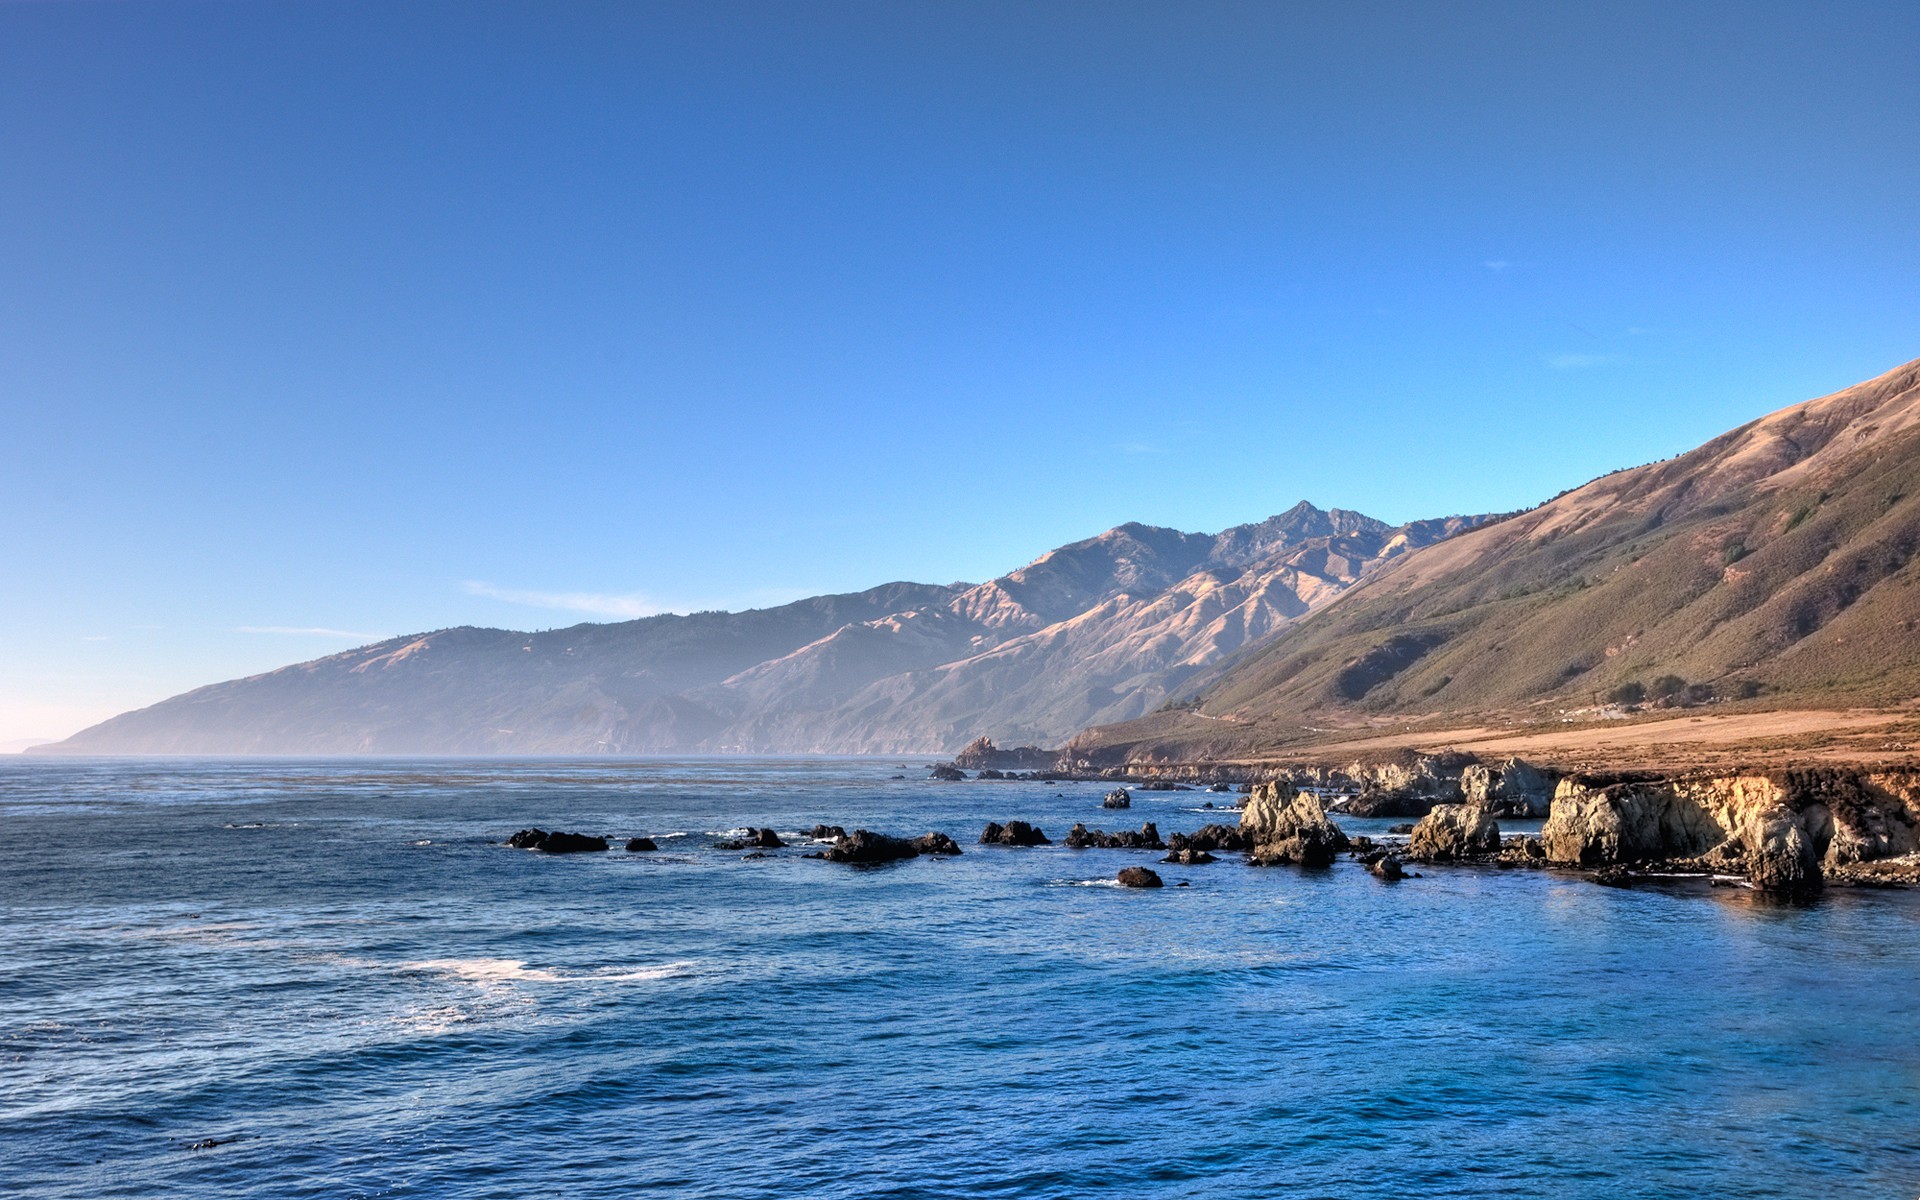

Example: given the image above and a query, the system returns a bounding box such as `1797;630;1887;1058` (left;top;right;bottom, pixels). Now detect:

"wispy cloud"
1546;353;1618;370
462;581;662;618
81;635;109;642
1483;259;1511;272
238;626;382;639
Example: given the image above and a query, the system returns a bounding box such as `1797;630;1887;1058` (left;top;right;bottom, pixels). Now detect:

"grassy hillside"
1071;356;1920;763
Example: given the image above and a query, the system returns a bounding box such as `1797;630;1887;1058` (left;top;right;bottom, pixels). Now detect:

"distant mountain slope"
1069;356;1920;763
35;503;1479;755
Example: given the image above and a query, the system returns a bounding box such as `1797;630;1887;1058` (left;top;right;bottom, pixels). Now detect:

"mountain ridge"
1067;356;1920;765
34;502;1481;756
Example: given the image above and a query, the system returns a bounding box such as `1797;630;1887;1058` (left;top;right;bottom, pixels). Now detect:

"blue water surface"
1;757;1916;1199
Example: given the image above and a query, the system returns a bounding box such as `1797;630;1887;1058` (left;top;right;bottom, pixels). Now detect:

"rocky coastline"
502;750;1920;895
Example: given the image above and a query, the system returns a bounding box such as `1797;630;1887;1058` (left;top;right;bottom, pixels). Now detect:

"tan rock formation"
1409;804;1501;860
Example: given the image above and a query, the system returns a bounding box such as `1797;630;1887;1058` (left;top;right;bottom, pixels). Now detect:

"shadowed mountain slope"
35;504;1478;756
1069;356;1920;764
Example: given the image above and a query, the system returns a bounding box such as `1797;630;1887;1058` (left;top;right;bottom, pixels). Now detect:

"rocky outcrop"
910;831;963;856
1161;847;1216;864
1540;769;1920;892
954;737;1062;771
1241;783;1348;866
625;837;658;852
1103;788;1131;809
929;765;966;781
1460;757;1556;817
1116;867;1163;889
823;830;921;863
1369;854;1405;881
1408;805;1501;861
1166;824;1249;855
807;824;847;840
980;820;1051;846
1064;822;1164;850
506;828;608;853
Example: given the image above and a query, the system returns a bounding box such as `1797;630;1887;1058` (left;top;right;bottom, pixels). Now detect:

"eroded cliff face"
1541;769;1920;891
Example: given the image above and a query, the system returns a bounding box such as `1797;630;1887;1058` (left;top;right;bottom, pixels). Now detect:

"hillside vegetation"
1071;357;1920;764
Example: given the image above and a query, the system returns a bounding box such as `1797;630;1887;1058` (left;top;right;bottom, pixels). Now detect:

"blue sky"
3;0;1917;745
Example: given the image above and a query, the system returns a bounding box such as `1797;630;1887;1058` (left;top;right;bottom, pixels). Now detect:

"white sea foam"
405;957;564;982
399;957;701;985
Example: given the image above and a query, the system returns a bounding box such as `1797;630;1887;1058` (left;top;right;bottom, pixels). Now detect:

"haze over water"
3;758;1916;1199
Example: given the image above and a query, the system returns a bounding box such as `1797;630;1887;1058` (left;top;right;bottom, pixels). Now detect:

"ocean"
2;757;1917;1199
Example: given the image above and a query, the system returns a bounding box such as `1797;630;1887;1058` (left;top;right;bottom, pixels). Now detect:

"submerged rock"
1408;805;1501;861
981;820;1051;846
506;828;609;854
1161;848;1216;865
625;837;658;852
1116;867;1164;889
716;827;786;851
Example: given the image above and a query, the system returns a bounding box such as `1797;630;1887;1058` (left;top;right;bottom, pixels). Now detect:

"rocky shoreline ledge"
501;752;1920;895
935;739;1920;893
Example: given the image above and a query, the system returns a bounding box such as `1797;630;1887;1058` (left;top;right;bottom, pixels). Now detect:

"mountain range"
34;503;1481;755
1071;356;1920;763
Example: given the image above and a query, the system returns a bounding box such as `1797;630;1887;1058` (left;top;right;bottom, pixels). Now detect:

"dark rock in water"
977;768;1007;780
1064;822;1165;850
186;1136;240;1151
1349;835;1376;852
1208;783;1233;793
890;775;906;780
1117;867;1164;888
1103;788;1132;809
716;827;786;851
929;765;966;781
1370;855;1406;881
823;829;920;864
1343;791;1436;818
807;824;848;841
1166;824;1249;854
1162;848;1216;865
980;820;1051;846
911;831;962;856
741;851;772;860
1201;801;1215;809
1236;783;1254;794
1387;823;1415;835
507;828;609;853
625;837;658;852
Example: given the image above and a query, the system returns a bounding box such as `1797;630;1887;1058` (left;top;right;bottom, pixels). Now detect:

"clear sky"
3;0;1916;746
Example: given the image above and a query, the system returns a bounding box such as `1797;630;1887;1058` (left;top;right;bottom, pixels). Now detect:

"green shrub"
1608;681;1646;705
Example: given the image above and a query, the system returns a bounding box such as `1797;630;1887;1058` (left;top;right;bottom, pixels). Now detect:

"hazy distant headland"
31;503;1482;756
